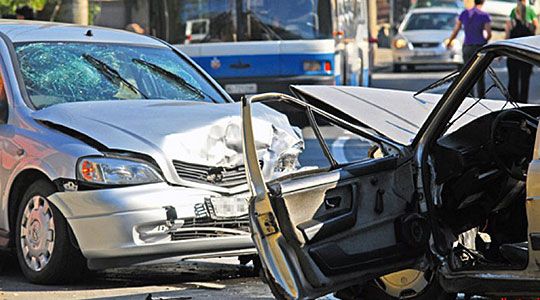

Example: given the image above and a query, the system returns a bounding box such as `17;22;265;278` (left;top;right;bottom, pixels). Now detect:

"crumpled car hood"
292;85;511;145
32;100;302;185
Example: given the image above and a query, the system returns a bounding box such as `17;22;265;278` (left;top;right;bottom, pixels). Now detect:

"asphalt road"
0;253;275;300
372;60;540;104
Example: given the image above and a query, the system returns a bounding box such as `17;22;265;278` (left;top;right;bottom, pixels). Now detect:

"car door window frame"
253;93;403;177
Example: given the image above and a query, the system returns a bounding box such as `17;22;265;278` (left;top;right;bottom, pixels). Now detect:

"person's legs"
463;44;485;98
507;58;520;102
519;63;533;103
462;45;475;65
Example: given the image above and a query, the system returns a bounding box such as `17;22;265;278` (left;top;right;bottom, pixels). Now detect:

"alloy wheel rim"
20;195;55;272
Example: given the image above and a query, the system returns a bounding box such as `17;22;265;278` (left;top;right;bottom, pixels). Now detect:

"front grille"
171;229;238;240
182;217;250;231
412;42;440;48
173;160;261;188
170;217;250;241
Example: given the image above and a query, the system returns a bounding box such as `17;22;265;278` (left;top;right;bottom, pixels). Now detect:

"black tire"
335;270;455;300
406;65;415;72
15;180;87;284
393;64;402;73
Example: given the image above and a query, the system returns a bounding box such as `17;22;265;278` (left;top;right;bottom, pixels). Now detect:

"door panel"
242;97;425;298
526;122;540;268
270;157;420;288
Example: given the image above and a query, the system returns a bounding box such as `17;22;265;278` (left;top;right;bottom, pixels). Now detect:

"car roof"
487;35;540;55
0;19;166;47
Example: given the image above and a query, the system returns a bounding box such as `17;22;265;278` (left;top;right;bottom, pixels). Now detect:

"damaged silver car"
0;20;302;284
243;35;540;299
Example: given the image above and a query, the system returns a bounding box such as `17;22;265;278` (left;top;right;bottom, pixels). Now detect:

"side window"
255;98;387;181
313;111;386;165
256;100;332;172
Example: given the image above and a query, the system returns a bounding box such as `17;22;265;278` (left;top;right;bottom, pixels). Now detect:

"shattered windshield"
404;12;458;31
15;42;226;109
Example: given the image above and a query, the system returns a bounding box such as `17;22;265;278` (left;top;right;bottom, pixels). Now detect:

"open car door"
241;92;432;299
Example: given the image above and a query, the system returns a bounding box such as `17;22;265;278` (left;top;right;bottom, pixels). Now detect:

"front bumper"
48;183;255;269
393;47;463;65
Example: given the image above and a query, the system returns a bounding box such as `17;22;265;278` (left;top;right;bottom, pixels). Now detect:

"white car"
392;7;464;72
0;20;301;284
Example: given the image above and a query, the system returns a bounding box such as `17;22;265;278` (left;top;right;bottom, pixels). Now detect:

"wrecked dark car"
0;20;303;284
242;35;540;299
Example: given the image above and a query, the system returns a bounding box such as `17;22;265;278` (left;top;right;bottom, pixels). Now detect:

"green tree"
0;0;49;16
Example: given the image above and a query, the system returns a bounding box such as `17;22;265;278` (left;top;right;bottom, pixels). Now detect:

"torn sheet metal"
292;85;514;145
32;100;303;183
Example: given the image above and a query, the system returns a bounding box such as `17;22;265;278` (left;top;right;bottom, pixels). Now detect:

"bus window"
161;0;333;44
242;0;332;40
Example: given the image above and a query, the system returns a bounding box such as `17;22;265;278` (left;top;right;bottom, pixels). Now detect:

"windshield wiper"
82;54;149;99
132;58;214;102
414;70;460;96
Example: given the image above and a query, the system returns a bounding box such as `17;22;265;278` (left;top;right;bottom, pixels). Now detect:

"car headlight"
444;38;461;49
393;38;408;49
77;157;163;185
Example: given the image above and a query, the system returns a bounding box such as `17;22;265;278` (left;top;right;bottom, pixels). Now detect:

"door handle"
375;189;384;214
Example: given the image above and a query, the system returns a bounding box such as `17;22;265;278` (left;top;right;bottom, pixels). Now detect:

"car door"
526;122;540;268
241;94;430;299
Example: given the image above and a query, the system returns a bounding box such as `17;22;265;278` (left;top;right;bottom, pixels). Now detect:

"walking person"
505;0;537;103
447;0;492;99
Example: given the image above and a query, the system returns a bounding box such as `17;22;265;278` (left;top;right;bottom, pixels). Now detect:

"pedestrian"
447;0;492;99
15;6;34;20
505;0;537;103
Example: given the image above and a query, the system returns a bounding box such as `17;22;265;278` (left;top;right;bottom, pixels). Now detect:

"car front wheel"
336;269;454;300
15;180;86;284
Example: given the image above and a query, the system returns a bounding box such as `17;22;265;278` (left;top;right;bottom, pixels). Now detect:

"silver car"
0;20;301;284
392;7;464;72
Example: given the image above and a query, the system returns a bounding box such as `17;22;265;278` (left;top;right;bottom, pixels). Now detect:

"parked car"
0;20;303;284
242;35;540;299
392;7;464;72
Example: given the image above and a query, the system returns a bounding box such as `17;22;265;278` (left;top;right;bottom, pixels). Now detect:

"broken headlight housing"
275;142;303;173
77;157;163;185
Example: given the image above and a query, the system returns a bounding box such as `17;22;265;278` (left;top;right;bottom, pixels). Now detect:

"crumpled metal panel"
293;85;514;145
32;101;303;185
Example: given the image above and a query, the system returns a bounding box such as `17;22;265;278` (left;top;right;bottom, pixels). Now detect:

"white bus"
150;0;375;99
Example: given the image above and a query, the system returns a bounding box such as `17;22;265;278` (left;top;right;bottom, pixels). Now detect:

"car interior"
428;53;539;271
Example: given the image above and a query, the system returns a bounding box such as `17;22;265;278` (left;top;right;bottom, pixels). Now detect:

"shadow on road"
0;251;257;292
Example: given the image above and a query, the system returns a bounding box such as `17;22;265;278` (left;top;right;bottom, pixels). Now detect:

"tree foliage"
0;0;52;16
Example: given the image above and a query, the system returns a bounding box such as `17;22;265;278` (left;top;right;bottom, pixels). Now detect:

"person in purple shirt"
447;0;492;98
